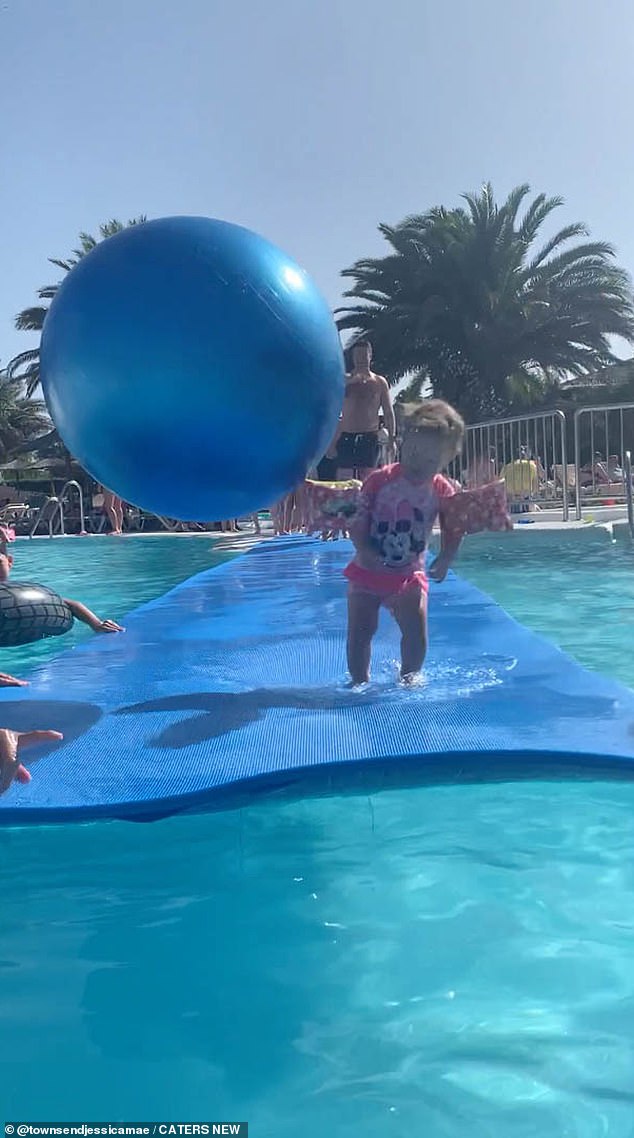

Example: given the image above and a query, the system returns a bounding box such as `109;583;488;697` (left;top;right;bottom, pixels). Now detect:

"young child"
0;528;124;688
345;399;465;685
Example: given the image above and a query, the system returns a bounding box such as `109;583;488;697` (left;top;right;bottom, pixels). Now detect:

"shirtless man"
328;340;396;480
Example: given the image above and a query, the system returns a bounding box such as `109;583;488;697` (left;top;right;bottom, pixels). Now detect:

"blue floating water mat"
1;536;633;826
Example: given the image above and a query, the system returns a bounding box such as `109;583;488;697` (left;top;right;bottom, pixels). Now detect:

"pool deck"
20;506;633;552
22;525;273;550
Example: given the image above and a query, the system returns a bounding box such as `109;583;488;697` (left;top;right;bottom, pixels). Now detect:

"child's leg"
390;585;428;681
347;587;381;684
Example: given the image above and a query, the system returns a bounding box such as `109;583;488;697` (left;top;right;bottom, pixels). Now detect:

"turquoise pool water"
3;535;233;675
458;535;634;690
3;534;634;1137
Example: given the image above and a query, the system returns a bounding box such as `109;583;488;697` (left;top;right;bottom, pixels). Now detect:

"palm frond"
5;349;39;377
502;183;533;229
48;258;74;273
14;306;47;332
517;193;564;245
523;223;588;274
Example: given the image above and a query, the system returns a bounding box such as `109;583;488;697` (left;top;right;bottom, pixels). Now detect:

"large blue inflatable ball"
40;217;345;520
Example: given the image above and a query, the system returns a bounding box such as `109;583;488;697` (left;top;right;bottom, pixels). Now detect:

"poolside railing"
29;496;61;538
624;451;634;539
449;409;569;521
573;403;634;520
58;480;86;535
28;480;86;537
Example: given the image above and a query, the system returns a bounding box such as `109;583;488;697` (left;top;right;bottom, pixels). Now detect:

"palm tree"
8;216;146;396
337;185;634;420
0;371;50;462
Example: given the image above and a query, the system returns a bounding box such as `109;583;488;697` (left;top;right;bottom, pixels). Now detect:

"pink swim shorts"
344;560;428;600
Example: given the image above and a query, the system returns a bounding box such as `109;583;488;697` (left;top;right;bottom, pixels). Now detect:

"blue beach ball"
40;217;345;520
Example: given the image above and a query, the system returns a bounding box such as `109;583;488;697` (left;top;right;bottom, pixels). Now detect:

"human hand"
88;619;124;637
0;673;28;688
94;618;125;634
0;728;64;795
428;555;452;583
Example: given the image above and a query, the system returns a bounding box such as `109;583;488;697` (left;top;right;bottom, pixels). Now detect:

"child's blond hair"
396;399;465;459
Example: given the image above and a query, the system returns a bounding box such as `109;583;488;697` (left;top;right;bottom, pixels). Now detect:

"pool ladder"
29;480;86;538
624;452;634;540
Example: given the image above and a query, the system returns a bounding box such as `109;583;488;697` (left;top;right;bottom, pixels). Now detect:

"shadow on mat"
0;699;103;757
113;684;619;749
114;687;372;747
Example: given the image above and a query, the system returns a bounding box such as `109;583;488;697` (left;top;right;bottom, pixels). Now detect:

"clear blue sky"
2;0;634;368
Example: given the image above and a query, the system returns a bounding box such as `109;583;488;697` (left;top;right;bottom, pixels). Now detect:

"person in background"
0;529;123;688
377;414;395;467
101;486;124;535
467;446;497;488
316;422;343;482
580;452;610;487
608;454;625;481
499;447;540;513
532;450;547;485
0;547;123;632
0;521;125;674
328;340;396;480
316;452;339;482
270;490;302;535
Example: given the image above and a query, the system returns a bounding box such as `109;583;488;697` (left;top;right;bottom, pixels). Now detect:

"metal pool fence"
573;403;634;520
448;410;569;521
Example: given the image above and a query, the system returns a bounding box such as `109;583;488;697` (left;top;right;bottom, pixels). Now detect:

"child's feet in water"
343;677;370;692
400;671;425;688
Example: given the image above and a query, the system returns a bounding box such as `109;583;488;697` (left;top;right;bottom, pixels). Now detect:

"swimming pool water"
3;534;634;1136
3;535;233;675
5;783;634;1135
458;536;634;690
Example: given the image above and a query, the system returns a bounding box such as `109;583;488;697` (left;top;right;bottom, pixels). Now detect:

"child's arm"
348;480;384;568
428;475;464;582
348;512;380;568
428;531;462;582
64;598;124;634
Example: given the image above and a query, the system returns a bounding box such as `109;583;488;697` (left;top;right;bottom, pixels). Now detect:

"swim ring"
0;582;74;647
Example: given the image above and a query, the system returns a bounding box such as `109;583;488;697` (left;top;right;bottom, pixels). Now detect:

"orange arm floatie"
438;480;513;541
302;479;362;533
